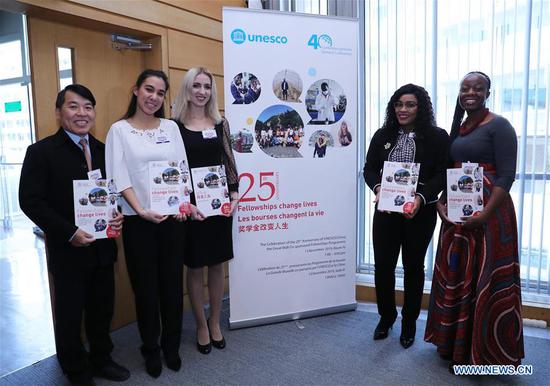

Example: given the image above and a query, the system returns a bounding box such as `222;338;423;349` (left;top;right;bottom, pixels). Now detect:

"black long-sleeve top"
363;126;450;204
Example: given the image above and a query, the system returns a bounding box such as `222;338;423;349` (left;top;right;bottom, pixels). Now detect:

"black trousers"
122;216;185;357
50;254;114;374
372;203;437;325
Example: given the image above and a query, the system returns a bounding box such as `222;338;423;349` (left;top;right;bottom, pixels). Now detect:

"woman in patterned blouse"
363;84;450;349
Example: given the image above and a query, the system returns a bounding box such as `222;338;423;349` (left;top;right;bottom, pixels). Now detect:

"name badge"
88;169;102;180
155;135;170;144
202;129;217;139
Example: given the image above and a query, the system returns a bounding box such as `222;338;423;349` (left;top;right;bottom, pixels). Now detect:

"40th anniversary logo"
307;34;333;49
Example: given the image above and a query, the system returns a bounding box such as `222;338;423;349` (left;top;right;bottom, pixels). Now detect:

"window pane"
56;47;74;90
0;83;33;164
0;40;23;80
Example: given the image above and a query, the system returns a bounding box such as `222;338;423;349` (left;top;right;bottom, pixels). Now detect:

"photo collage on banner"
223;8;358;328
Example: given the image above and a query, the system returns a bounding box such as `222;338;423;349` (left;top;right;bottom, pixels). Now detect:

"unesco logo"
231;29;246;44
230;28;288;45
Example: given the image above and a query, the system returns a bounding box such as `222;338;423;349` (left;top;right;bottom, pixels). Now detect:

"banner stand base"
229;302;357;330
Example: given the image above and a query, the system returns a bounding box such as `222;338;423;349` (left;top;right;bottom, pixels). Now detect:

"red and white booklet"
148;160;192;215
377;161;420;214
73;178;119;239
446;162;484;222
190;165;231;217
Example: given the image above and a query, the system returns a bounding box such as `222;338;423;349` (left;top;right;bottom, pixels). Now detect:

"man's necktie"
79;137;92;172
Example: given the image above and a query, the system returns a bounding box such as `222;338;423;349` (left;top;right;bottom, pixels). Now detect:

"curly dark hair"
381;83;436;133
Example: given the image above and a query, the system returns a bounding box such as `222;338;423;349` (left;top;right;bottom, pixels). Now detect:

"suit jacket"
363;126;450;204
19;128;117;271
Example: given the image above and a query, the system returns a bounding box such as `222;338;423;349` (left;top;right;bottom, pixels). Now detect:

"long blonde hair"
171;67;222;124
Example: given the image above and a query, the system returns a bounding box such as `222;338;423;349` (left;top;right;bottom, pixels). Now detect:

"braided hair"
381;83;436;134
449;71;491;139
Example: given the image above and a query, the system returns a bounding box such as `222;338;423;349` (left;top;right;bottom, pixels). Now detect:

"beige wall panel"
167;30;223;76
157;0;246;21
27;17;58;140
143;34;172;115
17;0;166;36
143;36;166;73
68;0;222;41
168;68;225;113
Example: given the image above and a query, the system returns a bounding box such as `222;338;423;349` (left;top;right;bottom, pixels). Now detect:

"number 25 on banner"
239;172;278;202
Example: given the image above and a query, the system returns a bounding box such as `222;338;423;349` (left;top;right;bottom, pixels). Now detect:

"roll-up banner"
223;8;358;329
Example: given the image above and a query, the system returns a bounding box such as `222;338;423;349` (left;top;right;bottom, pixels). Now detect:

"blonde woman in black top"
171;67;239;355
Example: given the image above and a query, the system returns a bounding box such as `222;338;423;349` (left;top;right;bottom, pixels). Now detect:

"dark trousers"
50;255;114;374
122;216;185;357
372;203;437;325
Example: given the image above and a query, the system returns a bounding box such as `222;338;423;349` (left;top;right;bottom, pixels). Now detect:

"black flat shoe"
139;346;162;378
92;359;130;381
165;354;181;371
373;319;394;340
399;321;416;349
145;355;162;378
399;335;415;349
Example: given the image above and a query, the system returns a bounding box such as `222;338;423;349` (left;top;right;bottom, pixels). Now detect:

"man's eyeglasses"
393;101;418;110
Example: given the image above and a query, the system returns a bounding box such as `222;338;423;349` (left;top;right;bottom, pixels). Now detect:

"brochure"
447;162;484;222
377;161;420;214
190;165;231;217
73;178;119;239
148;160;192;215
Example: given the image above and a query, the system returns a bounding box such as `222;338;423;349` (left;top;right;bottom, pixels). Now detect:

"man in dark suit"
281;78;289;100
19;84;130;386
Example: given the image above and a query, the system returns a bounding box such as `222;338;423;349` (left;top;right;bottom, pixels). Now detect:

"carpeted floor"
1;304;548;386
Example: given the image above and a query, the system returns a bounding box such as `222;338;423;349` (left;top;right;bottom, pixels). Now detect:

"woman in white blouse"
106;70;202;378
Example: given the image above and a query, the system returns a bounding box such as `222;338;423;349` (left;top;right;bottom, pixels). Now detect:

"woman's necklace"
460;107;489;136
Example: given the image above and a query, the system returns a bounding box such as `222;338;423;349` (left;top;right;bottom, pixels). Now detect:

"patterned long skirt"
424;173;524;365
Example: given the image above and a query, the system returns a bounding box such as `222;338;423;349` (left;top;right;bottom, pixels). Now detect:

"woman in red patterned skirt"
424;71;524;369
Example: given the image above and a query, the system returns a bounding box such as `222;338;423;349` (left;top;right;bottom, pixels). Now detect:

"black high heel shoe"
373;319;394;340
196;339;212;354
210;332;226;349
208;318;226;349
196;330;212;355
399;321;416;349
